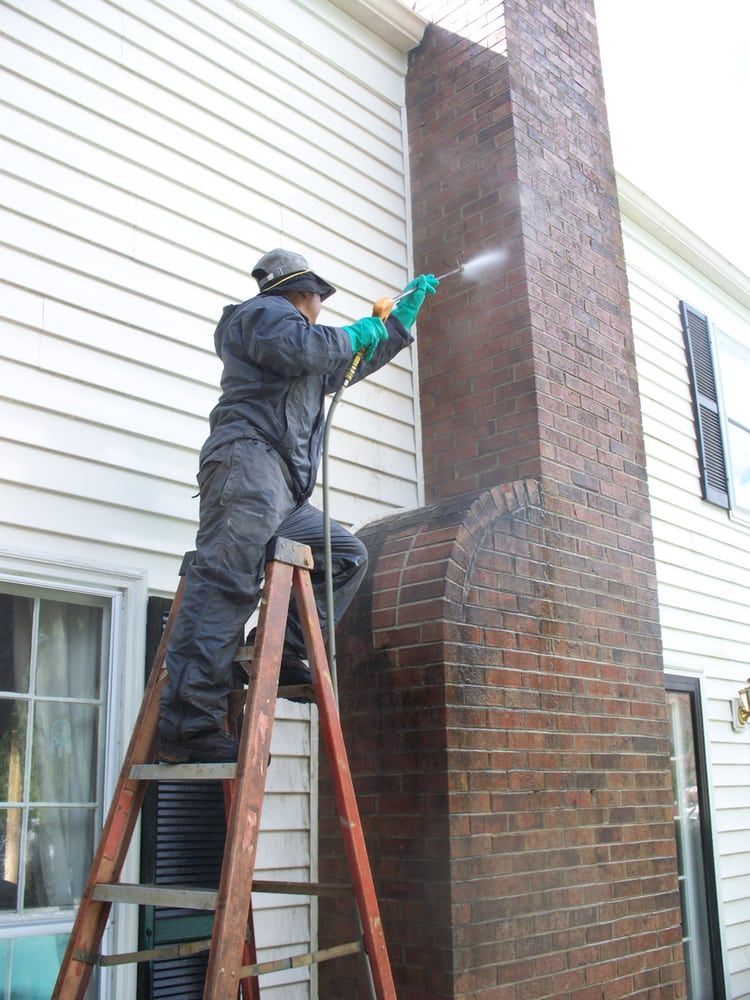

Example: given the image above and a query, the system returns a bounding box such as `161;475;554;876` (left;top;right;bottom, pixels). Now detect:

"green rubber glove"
391;274;439;330
342;316;388;360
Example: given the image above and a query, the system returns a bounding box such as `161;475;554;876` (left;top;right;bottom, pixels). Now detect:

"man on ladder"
52;250;439;1000
158;249;438;764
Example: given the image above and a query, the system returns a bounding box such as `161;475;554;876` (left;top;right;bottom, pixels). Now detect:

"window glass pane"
0;583;109;953
718;333;750;427
0;931;70;998
0;595;32;694
668;690;715;1000
0;808;23;911
726;422;750;510
0;701;27;802
31;703;98;804
36;601;103;699
24;807;95;909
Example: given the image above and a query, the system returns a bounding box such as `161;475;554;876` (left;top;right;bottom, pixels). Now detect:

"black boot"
158;728;239;764
245;628;313;701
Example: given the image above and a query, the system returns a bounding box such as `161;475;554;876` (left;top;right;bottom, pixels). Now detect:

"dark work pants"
159;438;368;741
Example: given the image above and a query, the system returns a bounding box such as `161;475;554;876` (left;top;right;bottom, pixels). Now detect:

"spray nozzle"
391;261;464;303
435;261;465;281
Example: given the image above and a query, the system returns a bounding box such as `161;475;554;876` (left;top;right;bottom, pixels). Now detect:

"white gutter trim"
616;173;750;312
327;0;428;51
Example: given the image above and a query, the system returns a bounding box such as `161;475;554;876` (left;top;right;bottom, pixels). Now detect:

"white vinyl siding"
0;0;418;595
620;184;750;999
0;1;417;995
253;703;319;996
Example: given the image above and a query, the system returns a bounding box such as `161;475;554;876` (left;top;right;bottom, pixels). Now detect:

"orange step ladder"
52;537;397;999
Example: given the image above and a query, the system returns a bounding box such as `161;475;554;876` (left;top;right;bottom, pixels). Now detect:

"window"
0;585;112;998
715;331;750;511
665;676;725;999
680;301;750;515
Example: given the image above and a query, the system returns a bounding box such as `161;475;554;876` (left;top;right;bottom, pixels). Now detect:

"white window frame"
714;328;750;525
0;545;147;1000
680;300;750;524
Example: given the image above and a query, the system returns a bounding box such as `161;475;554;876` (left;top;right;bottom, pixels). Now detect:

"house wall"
0;0;420;593
620;178;750;998
0;0;423;994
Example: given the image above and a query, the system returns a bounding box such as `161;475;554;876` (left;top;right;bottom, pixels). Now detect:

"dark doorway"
665;675;726;999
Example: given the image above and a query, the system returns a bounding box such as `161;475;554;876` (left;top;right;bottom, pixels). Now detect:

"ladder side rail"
222;779;262;1000
52;569;189;999
293;567;397;1000
203;558;293;999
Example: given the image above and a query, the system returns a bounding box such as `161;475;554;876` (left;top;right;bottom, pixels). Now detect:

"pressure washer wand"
390;262;464;304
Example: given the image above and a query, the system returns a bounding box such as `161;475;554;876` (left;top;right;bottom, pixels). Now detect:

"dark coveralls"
159;293;413;741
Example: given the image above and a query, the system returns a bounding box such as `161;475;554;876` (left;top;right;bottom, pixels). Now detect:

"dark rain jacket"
199;293;413;502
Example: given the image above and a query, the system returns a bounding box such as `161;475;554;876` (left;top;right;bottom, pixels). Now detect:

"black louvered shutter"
680;301;730;508
138;597;227;1000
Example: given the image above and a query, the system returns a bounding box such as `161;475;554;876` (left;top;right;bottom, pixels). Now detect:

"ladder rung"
91;879;351;912
73;938;362;979
252;880;352;898
75;935;214;968
229;642;315;703
240;939;363;978
92;883;217;910
278;684;315;700
129;762;237;781
80;936;362;974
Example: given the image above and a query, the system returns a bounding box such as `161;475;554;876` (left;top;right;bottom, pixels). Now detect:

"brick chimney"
319;2;686;997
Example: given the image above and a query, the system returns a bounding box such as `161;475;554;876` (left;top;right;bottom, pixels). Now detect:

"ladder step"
82;936;361;973
230;643;314;703
129;762;237;781
92;883;217;910
75;935;214;968
278;683;315;700
91;879;351;910
251;880;352;898
240;940;363;979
